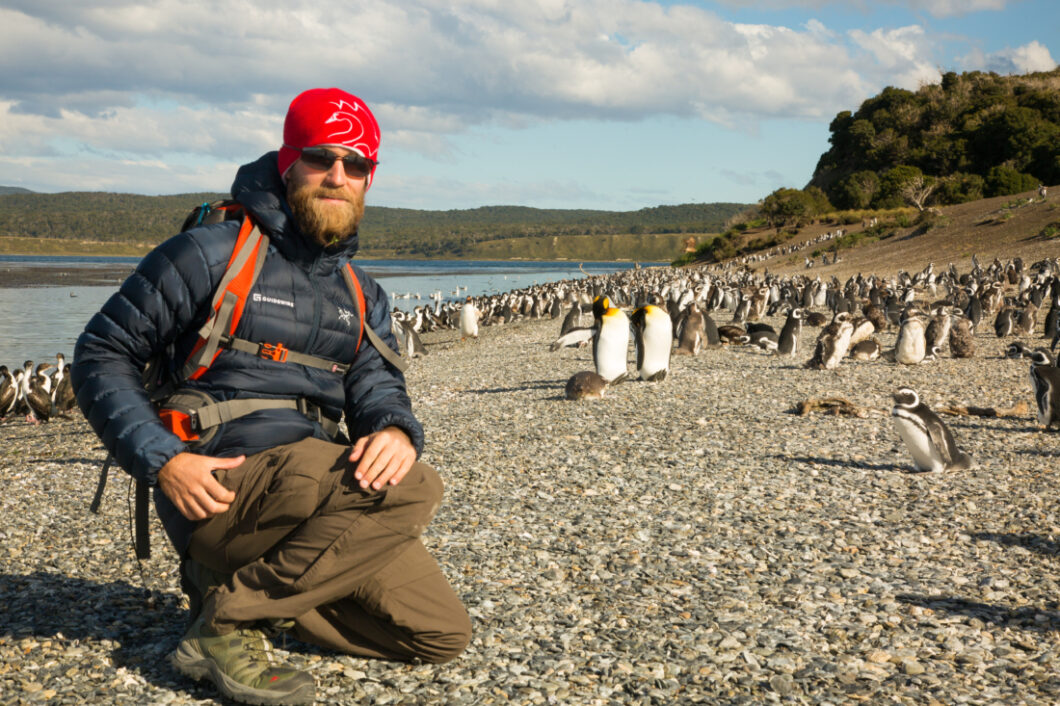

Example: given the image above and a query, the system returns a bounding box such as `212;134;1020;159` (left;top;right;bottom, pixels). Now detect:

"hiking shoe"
170;617;315;706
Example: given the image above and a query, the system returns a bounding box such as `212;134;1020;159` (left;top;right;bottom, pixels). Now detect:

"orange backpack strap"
342;264;408;373
182;216;270;380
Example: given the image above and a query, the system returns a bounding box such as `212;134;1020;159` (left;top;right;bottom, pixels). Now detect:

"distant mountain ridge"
0;190;746;260
0;186;34;195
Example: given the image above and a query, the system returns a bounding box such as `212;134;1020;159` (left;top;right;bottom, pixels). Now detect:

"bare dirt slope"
728;188;1059;279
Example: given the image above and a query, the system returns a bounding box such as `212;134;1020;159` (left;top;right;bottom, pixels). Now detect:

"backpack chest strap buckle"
258;342;289;362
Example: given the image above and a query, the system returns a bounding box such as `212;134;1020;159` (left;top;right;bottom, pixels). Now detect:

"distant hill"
0;186;34;196
705;187;1059;280
0;191;747;260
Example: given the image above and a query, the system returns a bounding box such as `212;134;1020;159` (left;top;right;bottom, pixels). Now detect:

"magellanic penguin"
459;297;480;339
24;363;54;425
0;366;15;419
776;307;803;357
804;313;854;370
565;371;609;400
894;315;928;365
673;303;705;356
630;305;673;381
891;388;974;472
50;353;77;415
593;303;630;383
993;307;1015;337
949;312;976;358
849;338;881;361
559;303;583;336
1006;341;1033;359
924;307;952;356
1029;349;1060;429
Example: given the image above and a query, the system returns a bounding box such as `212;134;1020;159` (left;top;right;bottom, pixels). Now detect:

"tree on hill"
810;68;1060;208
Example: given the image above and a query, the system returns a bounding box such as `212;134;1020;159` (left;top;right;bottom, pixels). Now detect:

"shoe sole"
170;643;315;706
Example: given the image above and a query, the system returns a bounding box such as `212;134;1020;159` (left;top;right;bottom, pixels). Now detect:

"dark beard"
287;183;365;248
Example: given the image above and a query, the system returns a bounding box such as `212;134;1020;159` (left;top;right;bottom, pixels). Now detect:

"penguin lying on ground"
565;371;609;400
891;387;974;472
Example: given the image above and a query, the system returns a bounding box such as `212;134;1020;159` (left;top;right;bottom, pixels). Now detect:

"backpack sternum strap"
223;337;351;374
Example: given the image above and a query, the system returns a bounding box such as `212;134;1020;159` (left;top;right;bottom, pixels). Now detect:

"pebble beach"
2;287;1060;705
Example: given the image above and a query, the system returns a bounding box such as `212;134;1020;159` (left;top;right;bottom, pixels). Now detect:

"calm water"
0;256;662;365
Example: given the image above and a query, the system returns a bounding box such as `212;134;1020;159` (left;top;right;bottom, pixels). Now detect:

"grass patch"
0;236;158;257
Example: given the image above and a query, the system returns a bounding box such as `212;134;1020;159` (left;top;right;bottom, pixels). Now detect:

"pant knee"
415;612;472;664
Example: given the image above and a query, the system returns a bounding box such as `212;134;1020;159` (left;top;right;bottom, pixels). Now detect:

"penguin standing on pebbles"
894;315;928;365
459;297;480;339
630;305;673;381
891;388;974;472
804;313;853;370
949;313;976;358
674;304;705;356
593;303;630;383
1029;349;1060;429
776;308;803;357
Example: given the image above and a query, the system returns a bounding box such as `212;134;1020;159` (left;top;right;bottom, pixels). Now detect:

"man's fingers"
348;437;368;463
204;473;236;504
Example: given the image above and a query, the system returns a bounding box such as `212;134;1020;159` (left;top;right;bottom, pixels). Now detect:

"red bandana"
277;88;381;189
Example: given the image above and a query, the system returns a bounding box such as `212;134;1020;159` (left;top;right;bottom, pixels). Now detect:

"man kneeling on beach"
72;88;470;705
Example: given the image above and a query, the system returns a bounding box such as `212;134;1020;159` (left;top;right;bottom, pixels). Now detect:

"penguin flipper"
550;328;594;351
923;412;958;467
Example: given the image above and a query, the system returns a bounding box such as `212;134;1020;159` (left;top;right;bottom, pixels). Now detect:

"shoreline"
3;299;1059;703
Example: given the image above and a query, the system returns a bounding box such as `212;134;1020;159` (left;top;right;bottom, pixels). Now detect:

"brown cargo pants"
186;437;471;664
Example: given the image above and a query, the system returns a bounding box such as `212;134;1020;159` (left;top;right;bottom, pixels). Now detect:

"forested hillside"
0;191;745;259
810;67;1060;209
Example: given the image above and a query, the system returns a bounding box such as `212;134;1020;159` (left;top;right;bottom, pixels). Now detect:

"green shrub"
985;165;1039;197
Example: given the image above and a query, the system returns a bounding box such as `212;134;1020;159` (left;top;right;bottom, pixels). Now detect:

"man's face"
285;146;367;249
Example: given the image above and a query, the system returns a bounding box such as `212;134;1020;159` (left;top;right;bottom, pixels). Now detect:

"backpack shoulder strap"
342;264;408;373
182;215;270;380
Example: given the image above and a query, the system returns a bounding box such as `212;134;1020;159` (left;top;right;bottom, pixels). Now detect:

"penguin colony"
0;353;77;425
7;255;1060;473
374;253;1060;474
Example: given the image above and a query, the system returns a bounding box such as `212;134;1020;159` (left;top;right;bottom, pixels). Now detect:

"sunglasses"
287;145;377;178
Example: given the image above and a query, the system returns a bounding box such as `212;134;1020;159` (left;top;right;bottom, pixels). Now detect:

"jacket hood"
230;151;360;269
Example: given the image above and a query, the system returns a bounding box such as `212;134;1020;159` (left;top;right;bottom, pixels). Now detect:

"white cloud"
901;0;1007;17
0;0;1047;200
962;40;1057;74
709;0;1009;18
848;25;940;89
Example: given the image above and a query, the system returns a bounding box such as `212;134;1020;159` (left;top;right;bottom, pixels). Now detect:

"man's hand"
157;452;243;521
348;426;416;490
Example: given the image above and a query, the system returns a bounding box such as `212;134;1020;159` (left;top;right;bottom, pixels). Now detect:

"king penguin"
631;304;673;381
1029;349;1060;429
891;387;974;472
593;303;630;383
565;371;609;400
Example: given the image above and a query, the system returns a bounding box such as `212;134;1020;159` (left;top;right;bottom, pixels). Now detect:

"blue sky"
0;0;1055;211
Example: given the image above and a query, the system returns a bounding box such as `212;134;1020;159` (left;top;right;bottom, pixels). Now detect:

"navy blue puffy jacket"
72;152;423;552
